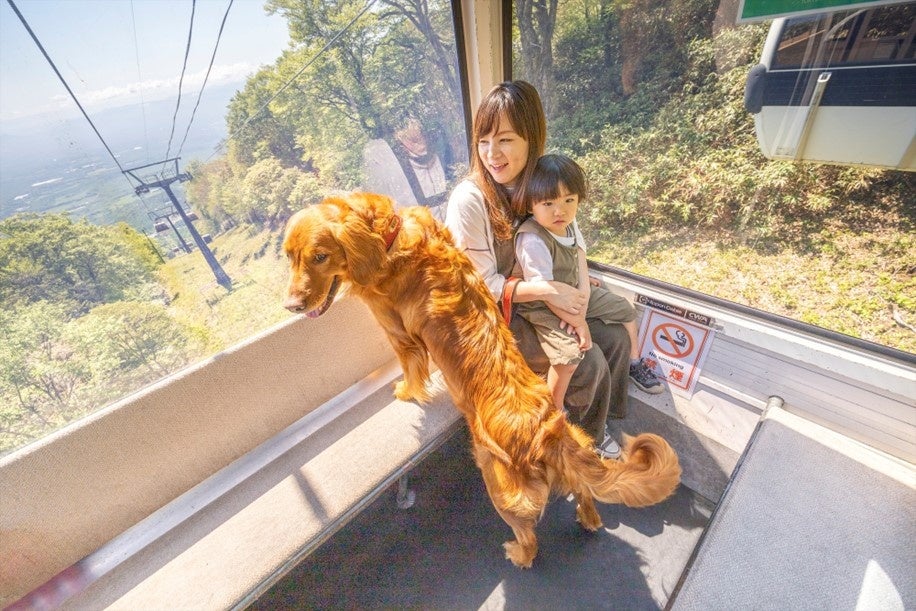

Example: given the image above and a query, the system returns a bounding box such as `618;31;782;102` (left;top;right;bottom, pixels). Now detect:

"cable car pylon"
124;157;232;290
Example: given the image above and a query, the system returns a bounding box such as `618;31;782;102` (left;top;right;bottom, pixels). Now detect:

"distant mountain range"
0;80;243;223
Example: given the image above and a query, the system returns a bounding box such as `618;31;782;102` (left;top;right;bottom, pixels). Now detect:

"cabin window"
0;1;468;456
509;1;914;357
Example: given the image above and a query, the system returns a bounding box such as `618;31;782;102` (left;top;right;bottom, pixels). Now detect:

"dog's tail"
558;429;681;508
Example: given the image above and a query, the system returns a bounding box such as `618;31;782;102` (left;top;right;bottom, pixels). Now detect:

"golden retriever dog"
283;192;680;568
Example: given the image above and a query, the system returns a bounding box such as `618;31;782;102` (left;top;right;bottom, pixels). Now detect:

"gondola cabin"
744;1;916;170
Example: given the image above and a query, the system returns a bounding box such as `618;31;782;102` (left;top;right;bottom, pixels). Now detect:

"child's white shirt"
515;221;583;284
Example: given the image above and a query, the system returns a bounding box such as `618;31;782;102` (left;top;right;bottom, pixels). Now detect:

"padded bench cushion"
48;371;461;610
671;405;916;610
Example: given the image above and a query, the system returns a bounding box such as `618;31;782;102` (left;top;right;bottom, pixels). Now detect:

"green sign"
737;0;900;22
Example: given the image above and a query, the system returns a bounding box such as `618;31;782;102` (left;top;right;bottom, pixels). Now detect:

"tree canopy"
0;214;160;317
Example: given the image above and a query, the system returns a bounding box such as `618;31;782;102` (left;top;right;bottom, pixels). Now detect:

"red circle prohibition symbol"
652;322;694;358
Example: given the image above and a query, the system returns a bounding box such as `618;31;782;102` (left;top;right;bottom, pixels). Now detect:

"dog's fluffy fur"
283;192;681;568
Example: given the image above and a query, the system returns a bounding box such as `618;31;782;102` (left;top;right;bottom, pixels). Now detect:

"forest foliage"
1;0;912;454
0;214;206;451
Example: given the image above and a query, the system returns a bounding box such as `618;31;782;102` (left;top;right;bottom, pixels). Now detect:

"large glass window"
511;0;914;353
0;0;467;456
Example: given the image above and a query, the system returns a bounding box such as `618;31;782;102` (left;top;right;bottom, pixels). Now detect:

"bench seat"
18;365;462;610
669;403;916;610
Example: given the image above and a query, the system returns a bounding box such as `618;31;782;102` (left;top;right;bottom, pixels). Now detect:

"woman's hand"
546;303;593;351
545;280;588;315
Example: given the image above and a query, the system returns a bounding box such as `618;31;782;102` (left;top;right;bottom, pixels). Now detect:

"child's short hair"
527;154;588;207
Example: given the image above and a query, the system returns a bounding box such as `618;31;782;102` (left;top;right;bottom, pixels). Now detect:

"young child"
514;154;663;412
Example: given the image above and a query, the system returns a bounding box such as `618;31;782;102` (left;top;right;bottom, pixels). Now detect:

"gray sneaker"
596;433;621;460
630;358;664;394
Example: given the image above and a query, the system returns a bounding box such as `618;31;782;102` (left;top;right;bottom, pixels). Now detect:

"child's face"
531;182;579;237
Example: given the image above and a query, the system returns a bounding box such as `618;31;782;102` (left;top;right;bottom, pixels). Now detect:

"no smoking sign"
637;308;715;397
653;322;695;358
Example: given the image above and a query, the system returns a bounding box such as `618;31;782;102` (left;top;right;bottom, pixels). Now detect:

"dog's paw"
575;503;603;531
394;380;431;404
503;541;535;569
393;380;412;400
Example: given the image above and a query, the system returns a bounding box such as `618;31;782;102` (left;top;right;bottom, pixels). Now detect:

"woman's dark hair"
469;80;546;240
527;154;588;209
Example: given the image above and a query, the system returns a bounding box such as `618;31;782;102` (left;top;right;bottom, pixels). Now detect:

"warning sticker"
637;308;715;397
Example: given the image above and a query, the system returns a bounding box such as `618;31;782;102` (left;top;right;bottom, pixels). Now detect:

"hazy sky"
0;0;290;123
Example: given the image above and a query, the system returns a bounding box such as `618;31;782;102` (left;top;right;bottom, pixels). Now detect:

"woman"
444;80;632;459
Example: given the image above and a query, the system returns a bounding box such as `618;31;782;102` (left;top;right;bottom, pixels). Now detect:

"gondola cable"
175;0;234;160
205;0;377;162
5;0;133;189
129;0;152;165
7;0;194;226
162;0;197;167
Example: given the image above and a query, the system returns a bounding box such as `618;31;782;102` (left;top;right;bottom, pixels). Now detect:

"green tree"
226;68;308;169
240;158;323;226
0;214;160;316
515;0;559;113
0;301;91;452
73;301;203;380
543;0;718;150
223;0;465;194
186;157;251;231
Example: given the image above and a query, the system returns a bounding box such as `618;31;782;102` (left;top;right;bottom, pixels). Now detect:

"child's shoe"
629;358;664;394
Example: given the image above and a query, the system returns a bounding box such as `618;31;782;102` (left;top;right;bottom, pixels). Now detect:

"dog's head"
283;192;396;316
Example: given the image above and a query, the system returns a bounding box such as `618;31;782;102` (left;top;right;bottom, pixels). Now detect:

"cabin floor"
252;427;714;610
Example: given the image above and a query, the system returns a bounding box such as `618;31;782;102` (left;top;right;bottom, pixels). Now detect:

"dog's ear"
332;208;385;286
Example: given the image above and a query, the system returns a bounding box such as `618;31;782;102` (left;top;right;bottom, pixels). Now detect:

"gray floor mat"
253;428;713;611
